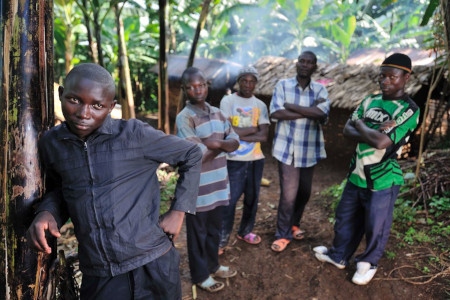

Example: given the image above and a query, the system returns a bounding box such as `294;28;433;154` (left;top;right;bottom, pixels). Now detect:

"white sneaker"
313;246;346;270
352;262;377;285
313;245;328;254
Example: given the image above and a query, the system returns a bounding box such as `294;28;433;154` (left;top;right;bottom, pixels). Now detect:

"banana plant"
54;0;85;77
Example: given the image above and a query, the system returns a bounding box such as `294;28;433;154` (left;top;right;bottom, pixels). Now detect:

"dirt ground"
57;128;449;300
175;143;449;300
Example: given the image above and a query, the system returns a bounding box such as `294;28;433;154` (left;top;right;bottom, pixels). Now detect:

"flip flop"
271;238;290;252
292;226;305;240
197;276;225;293
237;232;262;245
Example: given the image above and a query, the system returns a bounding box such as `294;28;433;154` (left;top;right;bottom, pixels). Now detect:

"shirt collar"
186;101;212;116
56;114;114;141
294;77;314;91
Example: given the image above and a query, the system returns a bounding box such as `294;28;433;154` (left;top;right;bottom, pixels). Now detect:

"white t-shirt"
220;93;270;161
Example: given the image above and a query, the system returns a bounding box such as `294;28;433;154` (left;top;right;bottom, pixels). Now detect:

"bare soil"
175;138;449;299
58;124;449;300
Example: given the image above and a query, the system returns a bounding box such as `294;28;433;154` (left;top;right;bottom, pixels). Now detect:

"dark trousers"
220;159;264;247
328;181;400;266
275;162;315;240
186;206;222;284
80;246;181;300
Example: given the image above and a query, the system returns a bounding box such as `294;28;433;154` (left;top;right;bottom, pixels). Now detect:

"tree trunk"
115;4;136;120
187;0;211;68
64;25;74;75
0;0;55;299
158;0;170;133
82;0;98;63
93;7;104;67
415;0;450;178
176;0;211;115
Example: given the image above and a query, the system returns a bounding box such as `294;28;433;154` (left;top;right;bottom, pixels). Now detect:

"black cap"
381;53;412;73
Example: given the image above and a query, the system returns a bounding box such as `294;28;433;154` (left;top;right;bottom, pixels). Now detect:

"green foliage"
320;179;346;223
157;168;179;214
393;192;449;246
320;175;449;270
393;197;417;224
403;227;416;244
186;0;434;63
428;193;450;217
430;223;450;238
53;0;158;114
420;0;440;26
403;227;432;245
138;93;158;114
385;250;396;260
53;0;439;114
321;179;346;199
390;188;449;283
130;65;159;114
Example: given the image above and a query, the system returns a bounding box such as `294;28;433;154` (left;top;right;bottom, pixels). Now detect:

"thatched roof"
150;55;242;91
252;49;437;109
151;50;438;114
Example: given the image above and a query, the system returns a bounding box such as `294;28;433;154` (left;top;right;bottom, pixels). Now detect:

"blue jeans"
328;181;400;266
275;162;315;240
220;159;264;248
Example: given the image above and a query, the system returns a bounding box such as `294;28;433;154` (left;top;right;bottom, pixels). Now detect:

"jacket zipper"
84;140;111;273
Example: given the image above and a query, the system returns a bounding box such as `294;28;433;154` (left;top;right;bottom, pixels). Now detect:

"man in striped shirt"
176;67;240;293
269;51;331;252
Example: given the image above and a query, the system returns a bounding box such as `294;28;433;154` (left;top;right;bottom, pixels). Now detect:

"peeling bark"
0;0;54;299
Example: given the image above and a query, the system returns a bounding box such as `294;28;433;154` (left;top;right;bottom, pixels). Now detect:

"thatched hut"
150;55;243;123
248;49;440;160
153;49;443;161
252;48;436;109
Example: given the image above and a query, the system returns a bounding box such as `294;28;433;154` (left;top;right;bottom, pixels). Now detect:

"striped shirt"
176;101;239;212
270;77;330;167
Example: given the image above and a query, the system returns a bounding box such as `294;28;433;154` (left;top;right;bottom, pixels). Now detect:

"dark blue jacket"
37;116;202;277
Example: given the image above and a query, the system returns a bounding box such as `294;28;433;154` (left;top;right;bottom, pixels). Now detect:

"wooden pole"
176;0;211;117
116;3;136;120
158;0;170;133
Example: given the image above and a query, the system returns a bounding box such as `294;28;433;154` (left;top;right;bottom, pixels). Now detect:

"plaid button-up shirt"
270;77;330;167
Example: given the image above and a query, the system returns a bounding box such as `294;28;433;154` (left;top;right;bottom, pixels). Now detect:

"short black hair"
65;63;116;95
180;67;206;87
299;51;317;64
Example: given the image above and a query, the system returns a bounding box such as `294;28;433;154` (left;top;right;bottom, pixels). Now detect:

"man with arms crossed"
270;51;330;252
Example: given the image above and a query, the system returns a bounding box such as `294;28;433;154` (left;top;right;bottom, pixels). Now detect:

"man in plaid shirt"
269;51;330;252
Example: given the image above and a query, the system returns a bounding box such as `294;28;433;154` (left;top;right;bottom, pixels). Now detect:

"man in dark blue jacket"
27;63;202;299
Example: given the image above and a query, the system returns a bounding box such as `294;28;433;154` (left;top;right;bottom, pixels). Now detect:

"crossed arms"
343;119;394;149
